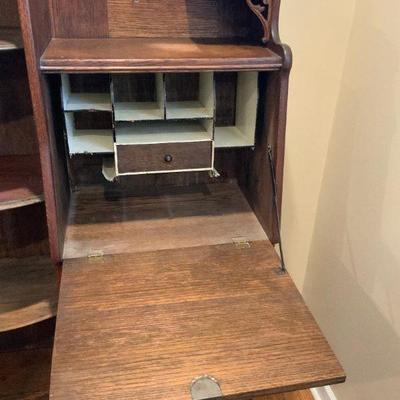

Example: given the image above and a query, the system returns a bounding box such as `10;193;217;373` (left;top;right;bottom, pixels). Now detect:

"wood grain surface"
259;390;314;400
63;182;267;259
112;73;157;102
0;346;52;400
0;202;48;258
52;241;345;399
116;141;213;174
107;0;256;39
165;73;199;102
51;0;108;39
0;0;20;28
0;155;43;211
18;0;71;264
0;342;312;400
40;38;282;73
0;257;57;332
0;50;37;156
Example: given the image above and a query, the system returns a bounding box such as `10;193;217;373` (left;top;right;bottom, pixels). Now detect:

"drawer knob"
164;154;173;163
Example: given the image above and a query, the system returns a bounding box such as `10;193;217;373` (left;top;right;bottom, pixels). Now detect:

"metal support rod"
267;145;286;273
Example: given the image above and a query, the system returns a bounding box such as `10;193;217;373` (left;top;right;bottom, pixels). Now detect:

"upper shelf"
0;27;23;51
40;38;282;73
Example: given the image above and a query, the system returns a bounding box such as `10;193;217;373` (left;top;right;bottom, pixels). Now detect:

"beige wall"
279;0;356;289
280;1;400;399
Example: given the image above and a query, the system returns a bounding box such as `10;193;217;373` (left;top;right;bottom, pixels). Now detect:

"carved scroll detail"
245;0;272;43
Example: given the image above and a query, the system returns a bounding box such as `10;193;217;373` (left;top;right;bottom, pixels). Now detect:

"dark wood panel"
74;111;112;130
51;0;108;38
0;51;37;155
245;0;293;244
0;115;37;156
67;149;243;188
40;38;282;73
215;72;238;127
0;0;20;28
107;0;256;39
69;73;110;93
0;202;48;258
112;74;156;102
0;317;55;351
165;73;199;102
63;182;267;259
260;391;314;400
0;346;52;400
18;0;70;264
117;141;212;174
0;155;43;211
52;241;345;399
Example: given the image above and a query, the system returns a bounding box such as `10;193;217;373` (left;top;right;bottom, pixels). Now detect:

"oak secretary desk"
18;1;345;399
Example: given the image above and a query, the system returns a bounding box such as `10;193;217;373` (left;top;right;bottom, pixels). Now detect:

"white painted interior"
65;113;114;154
61;74;112;112
102;157;117;182
166;72;214;119
215;72;258;148
311;386;338;400
115;119;213;145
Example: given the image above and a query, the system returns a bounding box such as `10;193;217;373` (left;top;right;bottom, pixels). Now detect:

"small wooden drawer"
116;141;213;175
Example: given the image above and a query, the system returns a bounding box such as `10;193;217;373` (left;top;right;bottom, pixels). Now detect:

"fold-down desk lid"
51;241;345;400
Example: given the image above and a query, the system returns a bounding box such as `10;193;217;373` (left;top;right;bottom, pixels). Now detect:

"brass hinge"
232;236;251;249
87;250;104;261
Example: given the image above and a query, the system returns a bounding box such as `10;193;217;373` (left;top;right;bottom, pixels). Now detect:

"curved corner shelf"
0;257;58;333
0;27;23;51
0;155;44;212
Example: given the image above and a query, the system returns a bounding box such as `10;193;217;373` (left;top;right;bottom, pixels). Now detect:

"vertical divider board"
214;71;258;148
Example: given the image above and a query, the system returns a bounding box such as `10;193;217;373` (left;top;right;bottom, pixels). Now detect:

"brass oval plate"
190;375;222;400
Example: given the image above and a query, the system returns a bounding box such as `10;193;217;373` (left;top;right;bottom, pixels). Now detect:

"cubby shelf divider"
112;73;165;122
61;74;112;112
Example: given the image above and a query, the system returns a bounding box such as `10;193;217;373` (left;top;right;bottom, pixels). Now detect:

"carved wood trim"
245;0;272;43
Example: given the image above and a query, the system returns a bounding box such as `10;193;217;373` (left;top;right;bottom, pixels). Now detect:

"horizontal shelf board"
64;93;112;112
214;126;255;148
166;101;213;119
41;38;282;73
0;28;23;51
64;182;267;259
68;129;114;154
0;155;44;212
115;121;212;144
114;102;164;121
0;257;58;332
